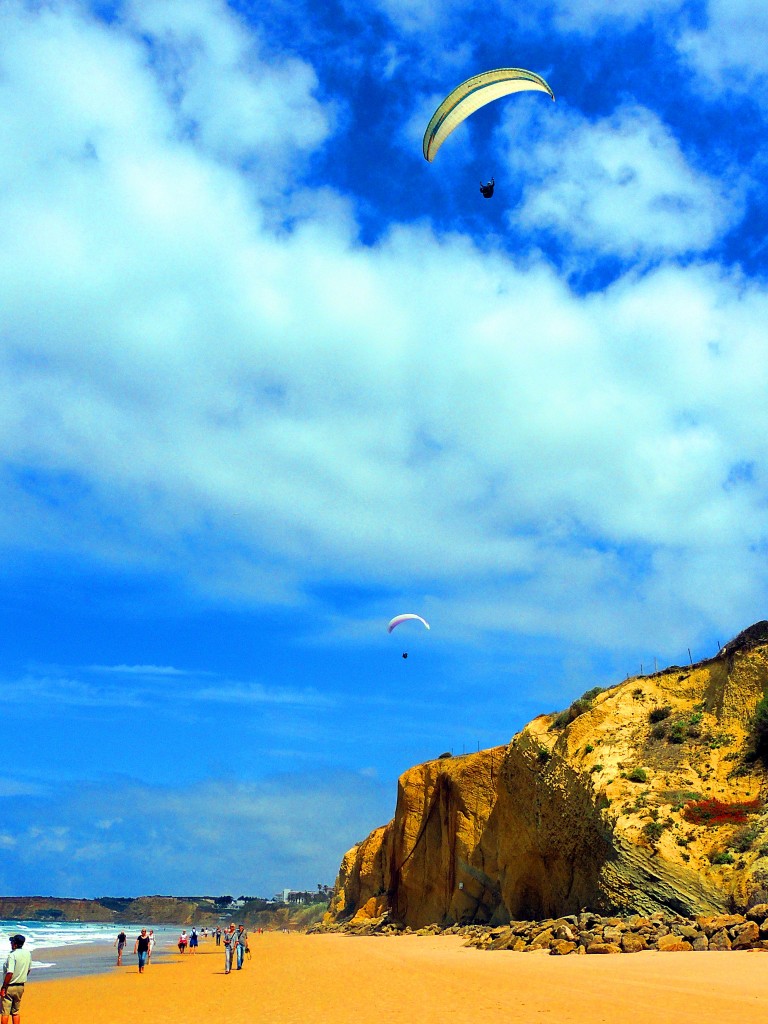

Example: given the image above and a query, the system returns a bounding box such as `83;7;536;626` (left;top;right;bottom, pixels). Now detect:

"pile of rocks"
461;906;768;954
317;906;768;953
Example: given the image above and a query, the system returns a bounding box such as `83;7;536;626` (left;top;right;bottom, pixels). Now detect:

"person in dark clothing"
480;178;495;198
133;929;150;974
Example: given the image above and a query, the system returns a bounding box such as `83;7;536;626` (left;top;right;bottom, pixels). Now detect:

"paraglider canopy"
422;67;555;163
387;613;430;634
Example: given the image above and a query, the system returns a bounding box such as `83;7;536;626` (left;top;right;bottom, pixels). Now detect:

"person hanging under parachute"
388;613;430;659
422;67;554;199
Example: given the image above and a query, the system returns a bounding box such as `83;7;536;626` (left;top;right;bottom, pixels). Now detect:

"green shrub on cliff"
751;694;768;758
710;851;735;865
582;686;605;701
660;789;701;811
550;687;605;730
668;721;687;744
290;902;328;928
732;822;762;853
642;820;668;844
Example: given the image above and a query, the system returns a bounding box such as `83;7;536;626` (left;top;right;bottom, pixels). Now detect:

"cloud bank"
3;0;768;896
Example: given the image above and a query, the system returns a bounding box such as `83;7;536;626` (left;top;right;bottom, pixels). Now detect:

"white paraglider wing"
422;67;555;162
387;613;430;634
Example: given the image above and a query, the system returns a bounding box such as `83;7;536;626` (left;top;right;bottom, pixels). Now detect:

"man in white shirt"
1;934;31;1024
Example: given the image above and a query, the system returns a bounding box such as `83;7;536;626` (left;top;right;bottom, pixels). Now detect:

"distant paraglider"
480;178;495;198
388;613;430;660
422;68;555;163
387;614;430;634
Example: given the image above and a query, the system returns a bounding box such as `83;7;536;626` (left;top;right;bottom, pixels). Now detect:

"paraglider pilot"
480;178;495;198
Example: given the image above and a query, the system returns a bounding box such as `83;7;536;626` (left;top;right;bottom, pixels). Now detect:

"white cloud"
87;664;188;676
549;0;680;32
0;779;45;798
360;0;465;33
1;0;767;664
12;670;337;711
0;774;393;895
679;0;768;88
191;683;336;707
554;0;768;99
366;0;680;35
124;0;333;169
504;104;737;259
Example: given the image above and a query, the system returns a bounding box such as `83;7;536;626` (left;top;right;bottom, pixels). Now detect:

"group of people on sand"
115;928;156;973
177;929;200;953
222;923;249;974
116;922;256;975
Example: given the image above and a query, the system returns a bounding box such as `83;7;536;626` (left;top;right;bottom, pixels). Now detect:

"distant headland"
0;890;331;929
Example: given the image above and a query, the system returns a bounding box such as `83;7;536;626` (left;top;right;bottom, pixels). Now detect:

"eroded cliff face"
327;625;768;928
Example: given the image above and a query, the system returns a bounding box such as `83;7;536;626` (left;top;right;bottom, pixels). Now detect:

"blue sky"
1;0;768;898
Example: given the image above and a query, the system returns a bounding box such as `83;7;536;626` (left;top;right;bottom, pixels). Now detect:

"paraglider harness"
480;178;495;198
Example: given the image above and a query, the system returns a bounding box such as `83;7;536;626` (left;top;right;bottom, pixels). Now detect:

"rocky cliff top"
327;622;768;929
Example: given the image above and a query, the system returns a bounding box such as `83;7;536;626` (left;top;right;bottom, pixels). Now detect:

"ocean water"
0;921;187;979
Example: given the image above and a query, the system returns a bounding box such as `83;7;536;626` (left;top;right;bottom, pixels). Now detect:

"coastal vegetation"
681;797;762;826
550;686;606;730
751;693;768;758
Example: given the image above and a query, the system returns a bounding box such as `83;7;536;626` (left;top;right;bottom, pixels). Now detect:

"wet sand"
32;938;176;980
29;931;768;1024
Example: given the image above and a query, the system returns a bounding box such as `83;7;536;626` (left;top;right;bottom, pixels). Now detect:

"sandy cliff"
328;622;768;927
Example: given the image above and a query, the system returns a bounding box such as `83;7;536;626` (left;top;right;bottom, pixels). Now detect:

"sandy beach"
27;931;768;1024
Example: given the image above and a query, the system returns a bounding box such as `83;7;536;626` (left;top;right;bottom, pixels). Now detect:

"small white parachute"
422;67;555;162
387;613;430;634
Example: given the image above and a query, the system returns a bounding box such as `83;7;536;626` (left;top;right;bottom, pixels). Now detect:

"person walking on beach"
1;933;31;1024
215;926;222;946
234;925;248;970
147;931;155;964
133;929;150;974
178;930;188;954
223;923;236;974
114;930;127;966
189;928;198;954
